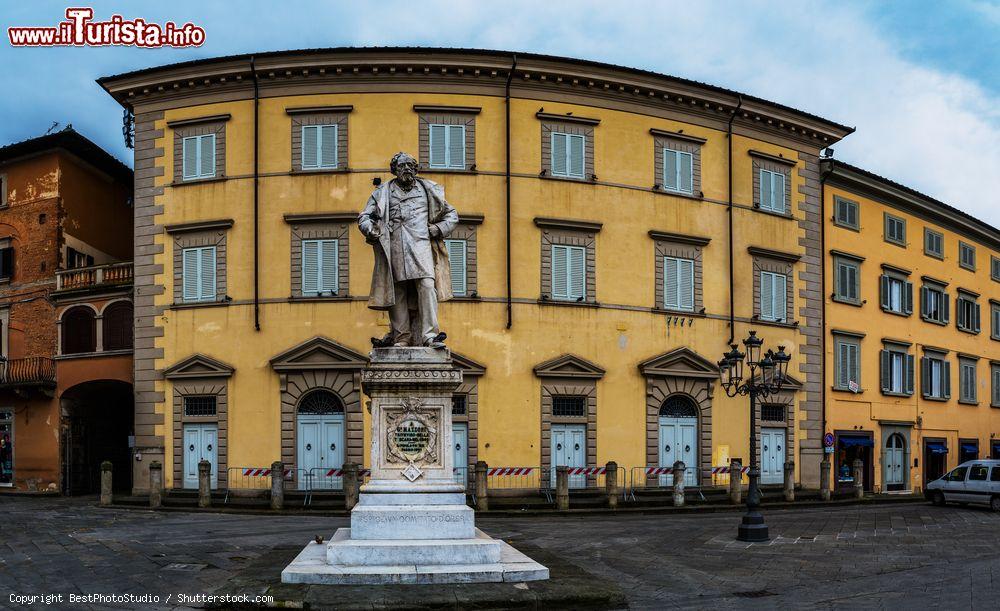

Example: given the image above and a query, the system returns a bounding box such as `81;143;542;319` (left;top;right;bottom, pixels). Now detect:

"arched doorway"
658;395;698;486
884;433;906;491
296;389;345;490
60;380;134;494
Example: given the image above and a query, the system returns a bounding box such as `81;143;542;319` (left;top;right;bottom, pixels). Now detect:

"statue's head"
390;152;418;184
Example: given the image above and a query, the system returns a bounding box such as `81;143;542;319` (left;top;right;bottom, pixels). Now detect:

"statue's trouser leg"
415;277;439;343
388;281;412;345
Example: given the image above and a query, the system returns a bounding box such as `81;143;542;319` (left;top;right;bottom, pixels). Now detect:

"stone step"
351;503;475;540
326;528;501;566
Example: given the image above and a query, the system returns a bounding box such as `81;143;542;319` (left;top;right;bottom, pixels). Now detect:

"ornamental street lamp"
718;330;791;542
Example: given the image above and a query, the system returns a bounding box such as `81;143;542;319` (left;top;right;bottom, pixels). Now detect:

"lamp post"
718;330;791;542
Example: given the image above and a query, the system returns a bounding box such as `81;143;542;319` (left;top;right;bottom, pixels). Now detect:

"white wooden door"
884;434;905;487
453;423;468;487
659;418;697;486
297;414;344;490
551;424;586;489
761;428;785;485
183;424;217;489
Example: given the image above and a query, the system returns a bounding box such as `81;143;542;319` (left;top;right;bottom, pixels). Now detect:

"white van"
925;459;1000;511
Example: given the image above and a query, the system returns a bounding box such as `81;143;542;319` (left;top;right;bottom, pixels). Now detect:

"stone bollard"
820;459;831;501
100;461;113;506
783;460;795;502
343;462;359;511
198;460;212;508
672;460;686;507
853;459;864;500
270;461;284;511
474;461;489;512
605;461;619;509
555;466;569;510
149;461;163;508
729;458;742;504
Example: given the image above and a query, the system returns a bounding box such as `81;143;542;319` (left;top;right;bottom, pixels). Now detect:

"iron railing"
0;357;56;386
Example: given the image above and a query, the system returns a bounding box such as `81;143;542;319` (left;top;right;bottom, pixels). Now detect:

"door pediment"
164;354;235;379
638;347;718;379
269;336;367;372
533;353;605;379
451;351;487;377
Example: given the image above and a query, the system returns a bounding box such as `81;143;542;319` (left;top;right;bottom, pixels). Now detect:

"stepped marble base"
282;528;549;585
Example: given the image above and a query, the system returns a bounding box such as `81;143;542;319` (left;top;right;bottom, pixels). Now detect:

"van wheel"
991;496;1000;512
932;491;946;506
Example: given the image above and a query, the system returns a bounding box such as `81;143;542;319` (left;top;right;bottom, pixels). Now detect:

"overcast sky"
2;1;997;225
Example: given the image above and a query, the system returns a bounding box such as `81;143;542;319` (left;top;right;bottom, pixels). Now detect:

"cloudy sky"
2;1;998;225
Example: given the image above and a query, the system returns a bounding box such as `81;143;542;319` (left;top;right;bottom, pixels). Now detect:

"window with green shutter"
551;132;585;179
301;239;338;296
301;124;338;169
760;271;787;322
662;148;693;194
956;293;980;334
445;239;467;296
834;258;860;304
992;304;1000;340
924;228;944;258
959;360;977;403
758;169;786;214
880;275;912;315
921;284;949;324
662;256;694;311
551;244;586;301
921;355;950;399
834;196;859;229
992;366;1000;406
835;337;860;391
182;134;215;180
880;347;914;395
181;246;217;302
959;241;976;270
992;256;1000;282
428;124;466;169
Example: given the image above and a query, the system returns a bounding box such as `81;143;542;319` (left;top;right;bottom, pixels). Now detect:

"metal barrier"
304;467;371;506
453;466;470;490
484;467;552;503
224;466;291;503
626;466;712;502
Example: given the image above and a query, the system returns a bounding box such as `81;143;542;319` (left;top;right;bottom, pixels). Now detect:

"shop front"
923;439;948;484
992;441;1000;460
835;431;874;491
959;440;979;464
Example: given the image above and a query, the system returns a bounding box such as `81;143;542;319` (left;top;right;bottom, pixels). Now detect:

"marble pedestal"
282;347;548;585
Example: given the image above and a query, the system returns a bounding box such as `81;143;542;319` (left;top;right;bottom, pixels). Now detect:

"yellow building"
823;161;1000;494
98;48;855;493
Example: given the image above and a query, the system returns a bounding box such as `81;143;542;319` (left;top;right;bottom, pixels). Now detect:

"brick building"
0;128;134;493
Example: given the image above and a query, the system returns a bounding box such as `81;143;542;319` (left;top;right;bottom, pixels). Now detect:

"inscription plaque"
395;419;430;459
385;396;439;468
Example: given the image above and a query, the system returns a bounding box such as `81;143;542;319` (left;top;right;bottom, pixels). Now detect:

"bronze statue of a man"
358;152;459;348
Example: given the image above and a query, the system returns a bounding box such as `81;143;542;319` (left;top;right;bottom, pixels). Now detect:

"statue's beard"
398;170;415;184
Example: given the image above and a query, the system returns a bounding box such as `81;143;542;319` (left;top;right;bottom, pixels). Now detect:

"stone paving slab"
0;496;998;609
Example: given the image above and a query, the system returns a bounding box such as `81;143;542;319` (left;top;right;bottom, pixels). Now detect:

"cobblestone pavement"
0;496;998;609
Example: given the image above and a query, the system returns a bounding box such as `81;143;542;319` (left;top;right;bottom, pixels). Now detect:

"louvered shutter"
838;343;849;388
679;259;694;311
551;245;568;299
429;124;447;167
942;294;950;323
837;263;847;300
847;203;857;227
447;125;465;169
974;302;981;333
551;133;567;176
993;308;1000;337
994;369;1000;404
199;134;215;178
761;272;773;320
568;135;585;178
880;275;890;310
302;126;319;169
678;152;693;193
880;350;891;392
321;239;338;293
302;240;320;295
199;246;216;301
905;354;915;395
182;137;198;179
920;286;928;318
568;246;586;299
849;344;859;387
921;357;930;397
663;257;679;309
772;172;785;213
663;149;678;191
760;170;771;209
773;273;787;321
182;248;200;301
447;239;467;296
904;282;913;314
320;125;338;168
943;360;951;398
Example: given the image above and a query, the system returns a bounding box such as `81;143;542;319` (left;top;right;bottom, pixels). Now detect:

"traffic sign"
823;432;835;447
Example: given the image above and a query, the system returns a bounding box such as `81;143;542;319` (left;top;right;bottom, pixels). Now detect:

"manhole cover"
163;563;207;572
733;590;777;598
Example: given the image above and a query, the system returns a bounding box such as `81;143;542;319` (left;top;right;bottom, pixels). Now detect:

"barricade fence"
225;466;293;503
626;465;745;501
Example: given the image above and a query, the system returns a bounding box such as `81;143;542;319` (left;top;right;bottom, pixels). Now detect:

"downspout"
505;55;517;329
819;158;835;452
250;57;261;331
726;95;743;345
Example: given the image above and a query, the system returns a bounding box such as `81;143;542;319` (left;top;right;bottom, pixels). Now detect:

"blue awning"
926;441;948;454
839;436;874;448
960;443;978;454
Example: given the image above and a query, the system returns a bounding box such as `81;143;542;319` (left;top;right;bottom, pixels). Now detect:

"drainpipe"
819;158;835;450
505;55;517;329
726;95;743;345
250;57;261;331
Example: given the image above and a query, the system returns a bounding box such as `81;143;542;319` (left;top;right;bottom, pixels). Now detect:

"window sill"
920;317;948;326
652;307;704;317
171;300;230;310
171;176;227;187
957;327;980;336
921;395;949;402
884;239;907;249
55;349;134;360
654;188;701;201
924;251;944;260
832;296;863;307
287;295;353;303
832;221;860;233
449;295;482;302
959;264;976;273
958;400;979;406
539;173;595;184
421;168;478;175
537;298;600;309
831;386;865;394
752;206;794;221
881;308;911;318
880;391;912;398
755;318;799;329
290;167;350;175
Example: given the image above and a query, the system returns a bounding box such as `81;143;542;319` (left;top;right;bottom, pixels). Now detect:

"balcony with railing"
0;356;56;389
54;262;133;293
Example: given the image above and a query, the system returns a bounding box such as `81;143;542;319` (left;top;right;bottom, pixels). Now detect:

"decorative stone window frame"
451;352;486;475
924;228;944;259
833;195;859;231
749;150;795;216
165;219;233;306
958;354;979;405
447;214;483;299
538;112;598;182
920;275;950;325
959;241;976;271
414;105;479;172
832;329;864;393
879;263;913;317
650;129;704;196
533;354;604;476
749;246;799;323
270;337;367;484
920;346;951;401
883;212;907;247
649;231;709;313
164;354;234;489
638;347;719;485
287;105;351;172
535;217;601;305
956;288;981;335
283;213;353;299
168;114;229;184
879;338;915;397
831;250;864;306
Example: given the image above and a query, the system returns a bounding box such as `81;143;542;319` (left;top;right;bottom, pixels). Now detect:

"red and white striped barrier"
323;467;371;477
242;467;292;477
644;467;674;476
565;466;607;476
711;465;750;475
487;467;534;476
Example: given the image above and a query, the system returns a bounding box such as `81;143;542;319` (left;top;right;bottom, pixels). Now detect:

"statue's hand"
428;224;442;239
